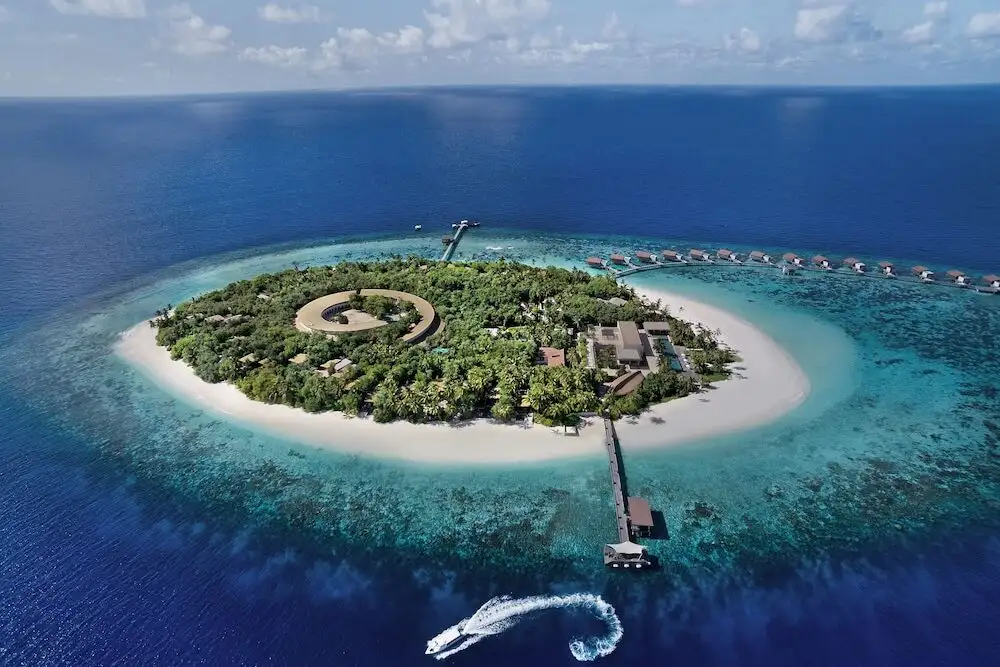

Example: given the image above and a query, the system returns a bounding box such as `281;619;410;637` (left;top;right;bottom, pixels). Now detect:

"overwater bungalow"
661;250;683;262
689;249;709;261
610;253;628;266
843;257;866;273
812;255;833;270
586;256;604;268
783;253;804;267
911;265;935;281
984;274;1000;290
879;261;896;277
718;249;740;262
947;270;971;286
749;250;772;263
634;250;654;263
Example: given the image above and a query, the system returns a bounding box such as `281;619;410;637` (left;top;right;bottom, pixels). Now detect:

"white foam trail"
431;593;622;662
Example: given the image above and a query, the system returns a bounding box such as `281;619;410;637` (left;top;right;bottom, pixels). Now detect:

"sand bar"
114;288;809;465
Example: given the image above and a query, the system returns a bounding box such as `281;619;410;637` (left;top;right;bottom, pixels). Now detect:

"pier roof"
628;497;654;528
607;541;647;555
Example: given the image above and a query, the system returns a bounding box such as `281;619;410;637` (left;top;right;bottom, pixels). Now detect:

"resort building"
749;250;772;263
912;266;935;281
783;253;804;267
634;250;654;263
588;320;660;371
984;274;1000;290
610;254;628;266
538;347;566;367
689;249;709;261
289;353;309;365
843;257;866;272
586;256;604;268
661;250;683;262
879;261;896;277
642;322;671;336
718;249;740;262
295;289;437;344
606;370;645;396
812;255;833;269
607;297;628;307
627;497;654;537
947;270;971;286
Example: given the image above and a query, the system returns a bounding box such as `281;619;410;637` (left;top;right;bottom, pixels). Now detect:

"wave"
430;593;622;662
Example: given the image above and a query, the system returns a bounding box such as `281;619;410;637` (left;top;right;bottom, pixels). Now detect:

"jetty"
602;418;654;569
440;220;476;262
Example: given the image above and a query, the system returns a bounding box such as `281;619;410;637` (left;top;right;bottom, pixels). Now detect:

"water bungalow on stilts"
718;249;741;263
783;252;804;268
586;256;605;268
912;265;935;282
813;255;833;270
879;261;896;277
947;270;971;287
662;250;683;263
984;274;1000;292
749;250;772;264
610;253;628;266
634;250;654;264
843;257;866;273
689;249;710;262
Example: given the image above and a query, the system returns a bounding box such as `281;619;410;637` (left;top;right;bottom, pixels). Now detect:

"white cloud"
50;0;146;18
161;4;231;56
967;12;1000;38
239;45;308;66
901;21;935;44
725;27;761;53
257;4;323;24
313;24;425;71
600;12;628;42
924;2;948;18
424;0;551;50
794;4;880;44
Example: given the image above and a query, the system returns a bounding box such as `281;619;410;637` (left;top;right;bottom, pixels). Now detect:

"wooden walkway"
603;417;631;544
441;222;471;262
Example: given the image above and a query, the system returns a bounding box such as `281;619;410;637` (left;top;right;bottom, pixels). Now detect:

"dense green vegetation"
154;258;728;425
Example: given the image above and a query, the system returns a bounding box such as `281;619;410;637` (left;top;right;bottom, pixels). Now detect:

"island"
150;258;738;427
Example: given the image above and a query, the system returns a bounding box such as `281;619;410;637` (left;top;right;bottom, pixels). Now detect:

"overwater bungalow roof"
812;255;829;263
690;249;706;256
586;256;603;266
718;249;733;257
879;261;894;268
984;274;1000;283
946;269;965;278
843;257;860;265
662;250;681;260
782;253;799;261
635;250;652;259
749;250;765;259
911;265;930;273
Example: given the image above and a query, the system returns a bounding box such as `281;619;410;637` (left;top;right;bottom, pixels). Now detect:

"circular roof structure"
295;289;437;343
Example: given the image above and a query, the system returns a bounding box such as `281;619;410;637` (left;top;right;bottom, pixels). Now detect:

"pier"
441;220;475;262
602;417;654;569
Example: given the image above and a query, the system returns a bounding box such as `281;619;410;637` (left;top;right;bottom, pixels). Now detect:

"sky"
1;1;999;96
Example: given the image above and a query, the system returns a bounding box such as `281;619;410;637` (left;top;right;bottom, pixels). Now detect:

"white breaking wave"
431;593;622;661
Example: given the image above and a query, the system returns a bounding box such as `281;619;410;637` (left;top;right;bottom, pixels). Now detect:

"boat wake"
430;593;622;661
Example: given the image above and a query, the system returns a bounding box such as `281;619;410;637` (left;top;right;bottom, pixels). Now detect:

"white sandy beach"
114;288;809;464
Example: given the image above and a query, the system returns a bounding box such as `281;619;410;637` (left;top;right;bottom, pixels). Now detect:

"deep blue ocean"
1;87;999;666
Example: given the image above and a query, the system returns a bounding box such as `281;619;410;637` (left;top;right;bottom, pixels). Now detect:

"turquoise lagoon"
8;231;1000;601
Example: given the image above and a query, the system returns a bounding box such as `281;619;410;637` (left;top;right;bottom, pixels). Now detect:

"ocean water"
1;87;1000;666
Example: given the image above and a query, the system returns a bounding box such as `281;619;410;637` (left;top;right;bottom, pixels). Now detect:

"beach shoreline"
113;287;810;465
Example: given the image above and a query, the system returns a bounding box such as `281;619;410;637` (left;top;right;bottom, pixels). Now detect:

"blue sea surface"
1;87;999;666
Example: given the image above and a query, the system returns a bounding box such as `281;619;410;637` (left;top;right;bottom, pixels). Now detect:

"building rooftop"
617;321;642;350
608;297;628;307
984;274;1000;283
642;322;671;334
628;497;654;528
539;347;566;367
607;370;645;396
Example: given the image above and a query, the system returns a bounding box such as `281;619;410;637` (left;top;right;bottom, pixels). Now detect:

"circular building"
295;289;437;344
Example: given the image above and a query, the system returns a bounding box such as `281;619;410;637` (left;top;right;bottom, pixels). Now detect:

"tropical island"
151;258;738;426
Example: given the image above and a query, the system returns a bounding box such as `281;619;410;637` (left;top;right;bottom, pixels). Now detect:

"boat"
414;224;422;231
425;622;467;655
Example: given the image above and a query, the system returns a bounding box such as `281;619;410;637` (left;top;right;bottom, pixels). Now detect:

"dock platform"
602;418;653;569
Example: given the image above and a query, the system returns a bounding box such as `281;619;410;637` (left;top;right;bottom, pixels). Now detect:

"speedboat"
425;623;467;655
414;224;422;231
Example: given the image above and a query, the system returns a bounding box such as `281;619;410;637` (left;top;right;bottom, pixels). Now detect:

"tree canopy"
153;257;712;424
